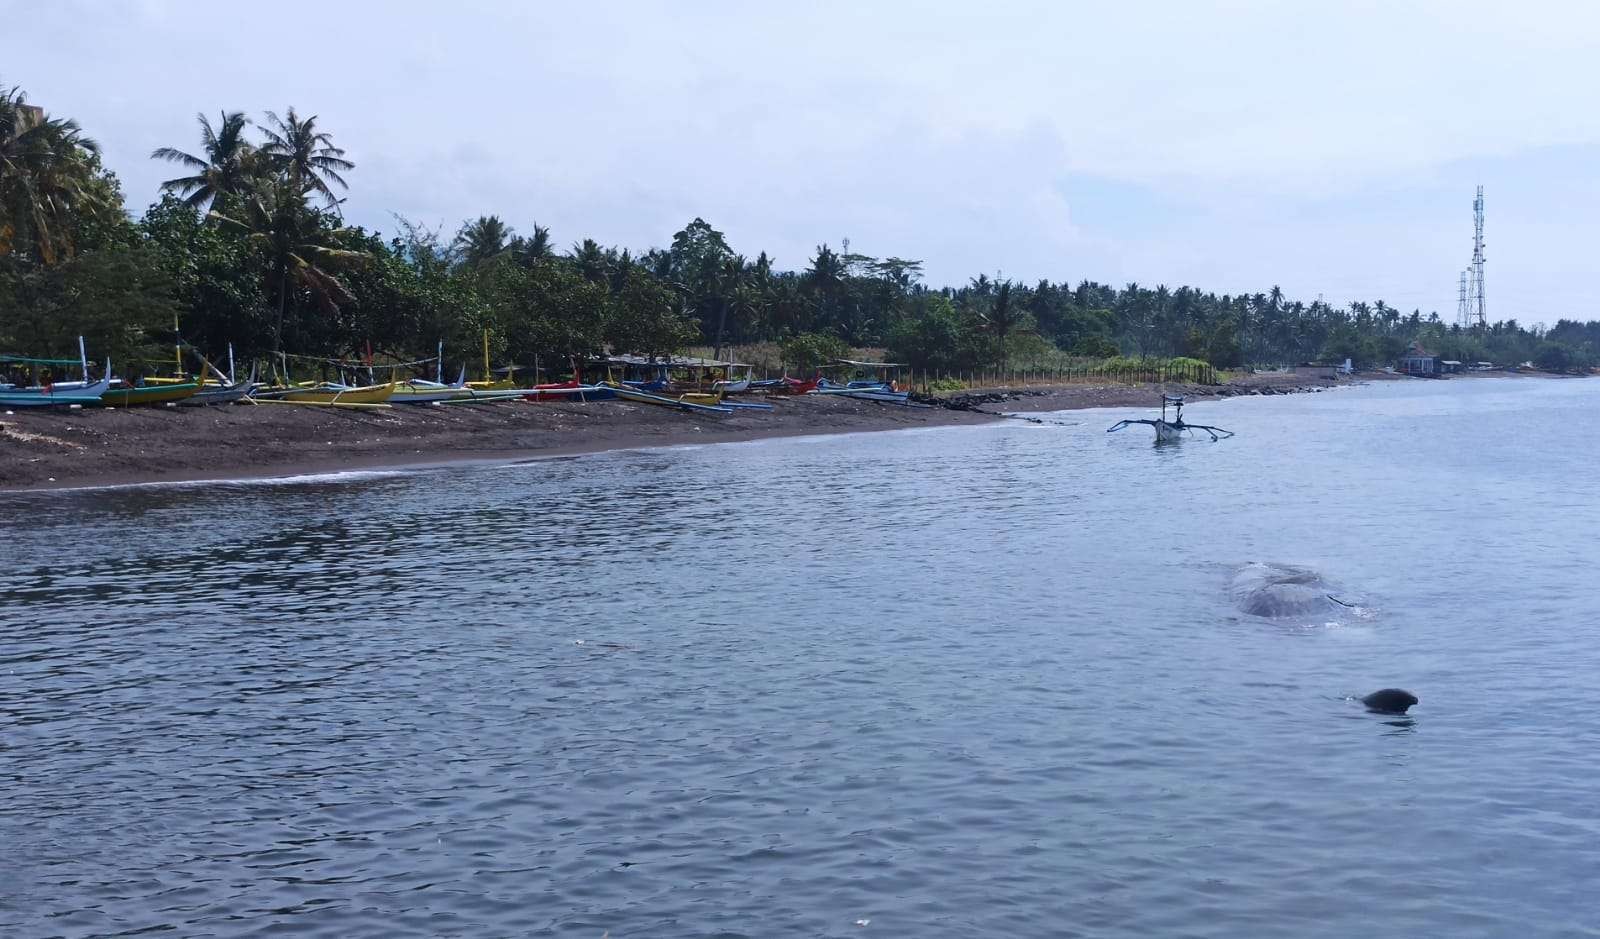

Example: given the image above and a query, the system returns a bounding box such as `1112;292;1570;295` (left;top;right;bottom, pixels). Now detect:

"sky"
7;0;1600;323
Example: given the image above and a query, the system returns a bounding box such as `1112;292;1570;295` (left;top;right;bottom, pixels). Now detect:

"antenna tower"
1457;270;1469;328
1466;185;1486;328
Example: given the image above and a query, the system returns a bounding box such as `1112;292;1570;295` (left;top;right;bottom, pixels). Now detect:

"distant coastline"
5;370;1586;493
0;372;1354;492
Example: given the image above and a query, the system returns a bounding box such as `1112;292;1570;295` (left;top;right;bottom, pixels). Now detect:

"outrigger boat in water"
1107;394;1233;444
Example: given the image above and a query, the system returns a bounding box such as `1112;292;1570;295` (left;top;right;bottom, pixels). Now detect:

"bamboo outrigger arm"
1106;418;1234;441
1107;394;1234;442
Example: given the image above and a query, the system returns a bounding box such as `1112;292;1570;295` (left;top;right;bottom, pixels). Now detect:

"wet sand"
0;374;1345;491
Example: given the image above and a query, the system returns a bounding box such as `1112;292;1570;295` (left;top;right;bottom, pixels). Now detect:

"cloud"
6;0;1599;318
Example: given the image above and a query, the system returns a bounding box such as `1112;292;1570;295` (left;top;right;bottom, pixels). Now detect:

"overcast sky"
8;0;1600;322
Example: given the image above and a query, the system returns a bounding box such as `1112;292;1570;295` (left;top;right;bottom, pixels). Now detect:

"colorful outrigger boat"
0;366;113;408
1107;394;1233;444
181;368;258;406
0;385;107;408
608;382;735;414
813;379;911;404
101;381;200;407
391;368;472;404
254;381;397;405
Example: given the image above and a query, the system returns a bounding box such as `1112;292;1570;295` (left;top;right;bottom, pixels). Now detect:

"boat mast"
78;335;88;382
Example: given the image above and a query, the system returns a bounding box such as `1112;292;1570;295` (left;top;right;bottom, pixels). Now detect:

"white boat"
181;366;258;406
391;366;472;404
1107;394;1233;444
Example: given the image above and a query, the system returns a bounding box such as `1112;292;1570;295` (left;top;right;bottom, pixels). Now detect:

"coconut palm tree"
150;110;254;212
568;238;609;283
258;108;353;206
211;180;366;352
453;214;512;267
0;83;102;265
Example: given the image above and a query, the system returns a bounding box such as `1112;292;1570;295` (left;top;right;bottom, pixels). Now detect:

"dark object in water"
1230;562;1348;619
1362;689;1418;714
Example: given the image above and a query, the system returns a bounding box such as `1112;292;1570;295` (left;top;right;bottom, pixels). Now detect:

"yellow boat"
465;378;522;392
275;381;397;404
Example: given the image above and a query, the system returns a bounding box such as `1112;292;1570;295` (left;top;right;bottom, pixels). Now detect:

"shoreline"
0;371;1493;493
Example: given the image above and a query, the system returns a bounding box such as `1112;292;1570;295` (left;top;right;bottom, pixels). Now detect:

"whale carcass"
1230;562;1355;619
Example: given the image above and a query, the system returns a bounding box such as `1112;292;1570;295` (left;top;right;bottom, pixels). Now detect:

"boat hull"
391;383;471;403
276;382;396;404
101;383;199;406
0;391;103;407
180;382;256;406
611;385;733;414
0;375;113;402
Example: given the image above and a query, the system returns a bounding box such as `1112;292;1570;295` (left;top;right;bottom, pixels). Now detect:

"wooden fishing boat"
101;381;200;407
609;383;734;414
522;381;616;402
1107;394;1233;444
179;366;258;406
391;379;470;403
186;378;256;405
272;381;396;404
0;373;113;407
0;389;105;408
778;376;821;395
813;379;911;403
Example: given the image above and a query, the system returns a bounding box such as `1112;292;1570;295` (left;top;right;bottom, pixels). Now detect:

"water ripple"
3;378;1598;936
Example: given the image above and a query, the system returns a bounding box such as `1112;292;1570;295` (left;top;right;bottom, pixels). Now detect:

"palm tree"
453;214;512;267
258;108;353;206
986;279;1022;370
0;83;102;265
211;181;366;353
150;111;254;212
511;223;554;267
568;238;608;282
711;254;748;359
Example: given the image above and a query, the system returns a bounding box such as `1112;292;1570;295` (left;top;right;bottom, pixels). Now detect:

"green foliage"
1070;334;1121;358
0;244;177;370
477;260;611;372
1;85;125;266
140;195;273;355
887;294;980;372
605;268;698;360
780;332;849;374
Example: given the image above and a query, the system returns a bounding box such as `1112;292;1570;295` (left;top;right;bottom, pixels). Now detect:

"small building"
1398;342;1439;376
1440;359;1463;374
1291;363;1340;380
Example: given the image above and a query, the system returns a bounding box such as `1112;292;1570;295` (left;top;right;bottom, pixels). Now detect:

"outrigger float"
1107;394;1233;444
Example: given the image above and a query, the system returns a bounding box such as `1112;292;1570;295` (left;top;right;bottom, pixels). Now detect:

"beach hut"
1398;342;1440;376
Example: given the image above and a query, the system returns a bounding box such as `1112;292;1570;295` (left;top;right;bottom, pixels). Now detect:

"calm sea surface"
3;377;1598;937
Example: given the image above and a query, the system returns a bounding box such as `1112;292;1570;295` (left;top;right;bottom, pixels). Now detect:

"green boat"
101;381;199;407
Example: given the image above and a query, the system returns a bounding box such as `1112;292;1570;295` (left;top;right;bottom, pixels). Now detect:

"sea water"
2;377;1597;936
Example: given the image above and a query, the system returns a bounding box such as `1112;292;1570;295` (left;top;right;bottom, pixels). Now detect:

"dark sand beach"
1;372;1345;491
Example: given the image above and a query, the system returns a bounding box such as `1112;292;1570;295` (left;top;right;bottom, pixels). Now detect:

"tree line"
4;81;1597;379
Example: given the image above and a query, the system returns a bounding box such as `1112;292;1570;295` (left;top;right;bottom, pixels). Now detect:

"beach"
0;373;1346;491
